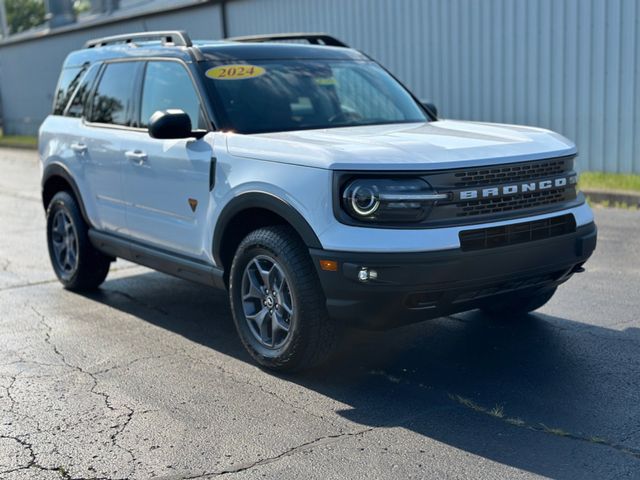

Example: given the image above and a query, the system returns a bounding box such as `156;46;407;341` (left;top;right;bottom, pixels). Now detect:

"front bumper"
310;222;597;329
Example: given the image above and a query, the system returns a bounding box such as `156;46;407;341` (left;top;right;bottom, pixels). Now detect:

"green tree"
5;0;46;34
73;0;91;15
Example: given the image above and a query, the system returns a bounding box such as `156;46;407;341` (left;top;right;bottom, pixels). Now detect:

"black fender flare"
41;162;92;226
212;192;322;266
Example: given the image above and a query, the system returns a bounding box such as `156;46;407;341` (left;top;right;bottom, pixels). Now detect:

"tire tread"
46;191;110;291
230;225;338;371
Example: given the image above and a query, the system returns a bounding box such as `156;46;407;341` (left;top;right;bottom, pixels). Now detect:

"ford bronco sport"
40;31;597;371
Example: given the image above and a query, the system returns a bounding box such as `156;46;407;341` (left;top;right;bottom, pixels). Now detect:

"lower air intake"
459;214;576;251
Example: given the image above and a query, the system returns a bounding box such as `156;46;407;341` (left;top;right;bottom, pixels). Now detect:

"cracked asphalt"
0;147;639;479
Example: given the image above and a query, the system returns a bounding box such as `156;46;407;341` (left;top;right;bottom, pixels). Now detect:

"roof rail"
84;30;192;49
227;33;348;48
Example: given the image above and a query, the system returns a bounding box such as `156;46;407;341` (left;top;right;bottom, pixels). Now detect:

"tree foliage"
5;0;46;34
74;0;91;15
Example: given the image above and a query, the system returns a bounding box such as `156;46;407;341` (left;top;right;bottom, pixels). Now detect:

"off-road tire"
229;225;338;371
46;191;111;291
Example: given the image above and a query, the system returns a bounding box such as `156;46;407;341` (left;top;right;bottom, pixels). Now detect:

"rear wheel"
229;225;338;371
46;191;111;291
481;287;557;317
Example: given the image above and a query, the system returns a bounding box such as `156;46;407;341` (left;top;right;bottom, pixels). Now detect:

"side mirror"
148;109;206;139
421;102;438;118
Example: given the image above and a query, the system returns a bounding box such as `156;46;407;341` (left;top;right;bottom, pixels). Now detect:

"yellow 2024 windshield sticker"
314;77;337;86
206;64;265;80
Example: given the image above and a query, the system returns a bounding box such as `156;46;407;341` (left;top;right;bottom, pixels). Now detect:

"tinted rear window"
89;62;139;126
66;64;100;118
53;66;87;115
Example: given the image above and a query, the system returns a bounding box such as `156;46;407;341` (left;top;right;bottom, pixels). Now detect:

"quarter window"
140;61;205;129
66;64;100;118
89;62;139;126
53;66;87;115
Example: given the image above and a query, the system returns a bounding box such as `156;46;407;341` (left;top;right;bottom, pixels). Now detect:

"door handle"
70;142;87;154
125;150;148;165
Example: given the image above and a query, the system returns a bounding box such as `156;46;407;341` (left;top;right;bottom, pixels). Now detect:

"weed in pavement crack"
449;393;640;461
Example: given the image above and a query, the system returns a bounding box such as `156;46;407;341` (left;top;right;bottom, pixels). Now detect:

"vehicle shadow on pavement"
84;270;640;479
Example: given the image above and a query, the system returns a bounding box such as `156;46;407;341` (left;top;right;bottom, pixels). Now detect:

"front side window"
89;62;139;126
205;59;427;134
140;61;206;129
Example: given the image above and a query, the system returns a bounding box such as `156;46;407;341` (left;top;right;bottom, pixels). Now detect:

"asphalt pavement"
0;148;638;479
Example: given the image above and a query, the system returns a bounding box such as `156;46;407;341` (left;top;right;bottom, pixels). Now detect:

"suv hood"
225;120;576;171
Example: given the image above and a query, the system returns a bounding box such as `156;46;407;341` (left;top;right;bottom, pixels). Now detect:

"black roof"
197;42;366;62
63;39;367;68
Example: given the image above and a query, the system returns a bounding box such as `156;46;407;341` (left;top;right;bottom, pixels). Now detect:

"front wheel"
229;226;338;371
480;287;557;317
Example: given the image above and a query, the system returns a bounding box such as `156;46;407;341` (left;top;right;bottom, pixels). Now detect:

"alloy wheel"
241;255;294;349
50;210;78;278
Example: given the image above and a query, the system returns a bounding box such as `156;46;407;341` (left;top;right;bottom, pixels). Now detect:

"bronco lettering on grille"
457;175;577;201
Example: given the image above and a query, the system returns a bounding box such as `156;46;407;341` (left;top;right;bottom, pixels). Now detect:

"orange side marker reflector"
319;260;338;272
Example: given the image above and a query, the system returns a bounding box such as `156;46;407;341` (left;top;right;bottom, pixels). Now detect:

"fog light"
358;267;378;282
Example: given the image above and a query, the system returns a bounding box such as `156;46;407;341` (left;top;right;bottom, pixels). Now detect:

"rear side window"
89;62;139;126
66;64;100;118
53;66;87;115
140;61;206;129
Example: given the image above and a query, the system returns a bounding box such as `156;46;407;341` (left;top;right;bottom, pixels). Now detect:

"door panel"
122;133;213;257
81;61;142;234
81;125;126;233
122;60;213;258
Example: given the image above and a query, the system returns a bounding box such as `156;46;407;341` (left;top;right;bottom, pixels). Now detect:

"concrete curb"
583;189;640;207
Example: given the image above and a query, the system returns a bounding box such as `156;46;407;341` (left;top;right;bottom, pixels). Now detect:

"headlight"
349;184;381;216
341;178;448;223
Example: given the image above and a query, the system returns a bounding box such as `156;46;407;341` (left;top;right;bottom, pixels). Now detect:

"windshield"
204;59;428;134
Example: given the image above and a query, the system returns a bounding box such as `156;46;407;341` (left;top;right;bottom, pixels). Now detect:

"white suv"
40;31;597;370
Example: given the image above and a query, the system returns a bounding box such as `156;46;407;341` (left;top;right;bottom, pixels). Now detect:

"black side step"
89;230;225;289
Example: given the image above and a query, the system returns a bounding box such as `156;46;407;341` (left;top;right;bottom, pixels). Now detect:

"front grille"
423;155;579;225
459;214;576;251
334;156;579;229
453;158;567;188
457;188;567;218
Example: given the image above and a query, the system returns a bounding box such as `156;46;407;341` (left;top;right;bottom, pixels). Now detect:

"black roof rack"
85;30;192;49
226;33;348;48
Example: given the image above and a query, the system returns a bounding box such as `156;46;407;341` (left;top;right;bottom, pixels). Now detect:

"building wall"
227;0;640;174
1;0;638;173
0;2;222;136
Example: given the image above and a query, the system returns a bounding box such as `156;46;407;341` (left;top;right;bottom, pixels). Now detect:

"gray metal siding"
226;0;640;173
1;0;638;173
0;3;222;136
